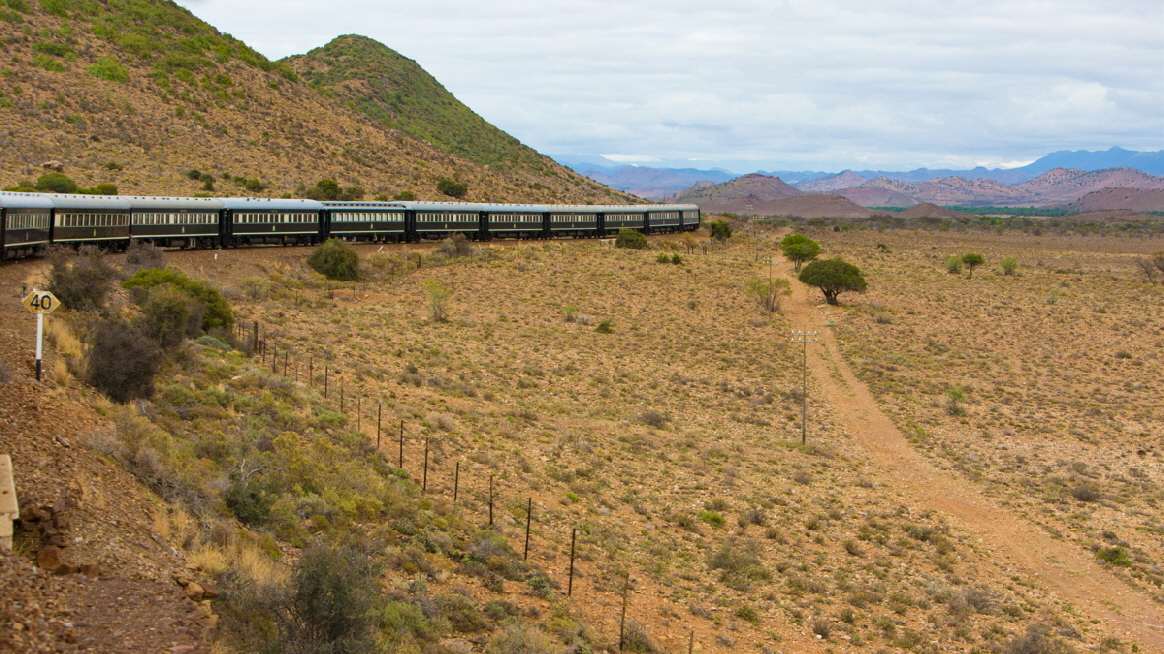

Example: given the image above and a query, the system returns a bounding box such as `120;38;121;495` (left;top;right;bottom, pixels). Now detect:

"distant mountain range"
669;168;1164;216
553;148;1164;203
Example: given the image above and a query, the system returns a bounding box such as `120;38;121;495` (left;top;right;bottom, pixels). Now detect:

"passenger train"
0;193;701;260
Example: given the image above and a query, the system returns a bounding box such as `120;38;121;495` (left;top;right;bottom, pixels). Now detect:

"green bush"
614;228;647;250
945;256;963;274
139;285;201;348
273;544;380;654
708;219;732;241
655;253;670;263
745;278;791;313
86;55;128;83
670;254;682;265
393;190;417;201
595;320;613;334
799;258;867;306
301;179;364;201
1000;256;1018;276
1095;546;1130;567
308;238;360;281
437;179;467;198
35;172;78;193
123;268;234;332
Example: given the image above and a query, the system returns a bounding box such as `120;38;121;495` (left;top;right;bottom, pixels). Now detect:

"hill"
670;173;802;213
281;35;542;173
0;3;630;204
1067;188;1164;213
794;170;869;192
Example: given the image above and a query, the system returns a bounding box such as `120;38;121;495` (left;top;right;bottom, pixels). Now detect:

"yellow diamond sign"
23;291;61;314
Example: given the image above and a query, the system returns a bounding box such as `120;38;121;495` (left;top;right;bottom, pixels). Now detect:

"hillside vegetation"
283;35;545;173
0;0;634;204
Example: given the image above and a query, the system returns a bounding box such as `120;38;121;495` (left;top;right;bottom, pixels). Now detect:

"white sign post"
22;291;61;382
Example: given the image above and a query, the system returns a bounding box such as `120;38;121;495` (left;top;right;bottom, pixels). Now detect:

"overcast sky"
175;0;1163;173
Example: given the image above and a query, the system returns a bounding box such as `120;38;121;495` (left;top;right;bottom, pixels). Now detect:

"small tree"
708;219;732;241
308;238;359;281
745;278;791;313
423;279;452;322
798;258;867;305
779;233;821;272
615;228;648;250
139;286;202;348
273;544;379;654
961;253;984;279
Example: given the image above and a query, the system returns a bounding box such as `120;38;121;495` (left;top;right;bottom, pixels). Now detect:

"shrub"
655;253;670;263
46;247;116;313
308;238;360;281
945;256;963;274
798;258;867;305
745;278;791;313
139;286;202;348
273;544;379;654
393;190;417;201
35;172;78;193
87;319;161;403
185;169;202;180
638;410;669;428
436;233;473;258
1070;484;1101;502
670;253;682;265
86;55;128;83
708;219;732;241
961;252;985;278
123;268;233;331
302;178;363;201
1000;256;1018;275
1006;623;1072;654
423;280;452;322
708;539;769;590
780;233;821;271
615;228;647;250
1095;546;1131;567
124;240;166;271
698;510;725;528
595;320;613;334
437;179;467;198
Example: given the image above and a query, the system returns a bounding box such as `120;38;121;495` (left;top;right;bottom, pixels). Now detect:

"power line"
790;330;818;445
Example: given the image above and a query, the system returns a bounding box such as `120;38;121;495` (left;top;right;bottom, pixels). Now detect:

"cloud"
175;0;1164;171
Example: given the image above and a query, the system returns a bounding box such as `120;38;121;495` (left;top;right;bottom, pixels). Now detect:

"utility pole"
790;329;818;445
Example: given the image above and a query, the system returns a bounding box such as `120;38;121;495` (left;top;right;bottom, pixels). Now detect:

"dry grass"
97;231;1150;653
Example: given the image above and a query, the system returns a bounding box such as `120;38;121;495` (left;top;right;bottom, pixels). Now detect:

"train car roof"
125;196;225;211
321;201;408;209
395;200;533;212
43;194;133;210
0;192;56;209
216;197;326;210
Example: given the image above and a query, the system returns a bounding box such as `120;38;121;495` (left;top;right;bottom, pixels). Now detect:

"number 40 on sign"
23;291;62;382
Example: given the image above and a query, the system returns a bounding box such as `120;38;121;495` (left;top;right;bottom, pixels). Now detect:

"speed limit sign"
23;290;62;382
23;291;61;314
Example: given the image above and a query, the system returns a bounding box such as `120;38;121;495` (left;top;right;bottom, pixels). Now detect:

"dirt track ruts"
778;259;1164;652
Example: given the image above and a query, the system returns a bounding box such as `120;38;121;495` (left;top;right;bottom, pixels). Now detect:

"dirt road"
778;260;1164;652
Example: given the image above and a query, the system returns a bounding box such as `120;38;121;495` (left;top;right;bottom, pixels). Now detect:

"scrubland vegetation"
25;221;1159;653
